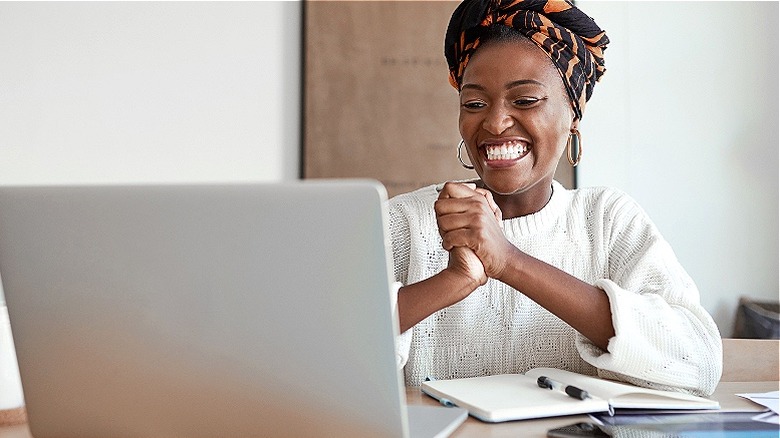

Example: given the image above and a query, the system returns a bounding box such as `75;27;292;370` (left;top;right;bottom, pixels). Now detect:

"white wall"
0;1;301;303
579;1;779;335
0;1;301;185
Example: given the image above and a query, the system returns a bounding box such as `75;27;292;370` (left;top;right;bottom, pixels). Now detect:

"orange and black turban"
445;0;609;120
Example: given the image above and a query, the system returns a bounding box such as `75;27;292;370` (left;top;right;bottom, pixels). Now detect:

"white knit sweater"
388;180;722;396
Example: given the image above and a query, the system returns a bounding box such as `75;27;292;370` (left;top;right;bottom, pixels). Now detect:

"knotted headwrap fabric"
445;0;609;120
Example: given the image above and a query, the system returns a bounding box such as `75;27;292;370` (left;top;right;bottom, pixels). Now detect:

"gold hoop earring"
567;129;582;167
457;140;475;170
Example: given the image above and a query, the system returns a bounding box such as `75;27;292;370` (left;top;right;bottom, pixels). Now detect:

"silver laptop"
0;180;466;438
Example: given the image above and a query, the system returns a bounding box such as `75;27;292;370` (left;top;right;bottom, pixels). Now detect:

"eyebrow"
461;79;545;92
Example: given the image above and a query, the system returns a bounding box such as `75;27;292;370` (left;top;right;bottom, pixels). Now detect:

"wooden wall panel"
304;1;575;198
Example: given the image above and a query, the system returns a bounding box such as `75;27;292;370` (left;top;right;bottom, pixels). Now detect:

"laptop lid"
0;180;463;437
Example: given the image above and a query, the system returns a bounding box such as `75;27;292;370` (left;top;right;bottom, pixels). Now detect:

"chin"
481;179;527;196
480;171;551;197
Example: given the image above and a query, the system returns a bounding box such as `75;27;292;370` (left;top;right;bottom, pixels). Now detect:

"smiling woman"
390;0;723;398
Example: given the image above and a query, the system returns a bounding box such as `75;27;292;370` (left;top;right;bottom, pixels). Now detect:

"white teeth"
485;141;527;160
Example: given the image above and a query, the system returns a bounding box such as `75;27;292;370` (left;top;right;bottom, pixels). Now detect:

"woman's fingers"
437;181;477;200
440;228;473;251
435;182;501;242
476;188;502;222
434;183;512;280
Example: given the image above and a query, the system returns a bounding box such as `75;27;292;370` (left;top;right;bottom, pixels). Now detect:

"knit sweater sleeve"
575;190;722;396
386;192;420;369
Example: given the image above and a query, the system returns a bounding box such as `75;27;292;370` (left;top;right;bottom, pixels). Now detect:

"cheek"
525;122;565;151
536;107;573;148
458;111;473;136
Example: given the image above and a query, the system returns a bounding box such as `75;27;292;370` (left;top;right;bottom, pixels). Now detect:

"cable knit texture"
388;181;722;396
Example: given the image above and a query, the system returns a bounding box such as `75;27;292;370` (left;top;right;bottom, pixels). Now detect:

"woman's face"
459;39;576;198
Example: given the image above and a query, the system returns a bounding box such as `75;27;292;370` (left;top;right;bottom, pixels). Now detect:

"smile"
482;140;530;163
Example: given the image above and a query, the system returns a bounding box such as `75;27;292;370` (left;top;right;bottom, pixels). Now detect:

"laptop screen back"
0;180;409;437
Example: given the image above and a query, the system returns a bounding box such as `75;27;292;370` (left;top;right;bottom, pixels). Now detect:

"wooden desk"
1;381;776;438
406;381;778;437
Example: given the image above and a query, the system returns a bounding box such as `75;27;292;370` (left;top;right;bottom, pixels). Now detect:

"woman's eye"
514;97;542;106
461;101;486;110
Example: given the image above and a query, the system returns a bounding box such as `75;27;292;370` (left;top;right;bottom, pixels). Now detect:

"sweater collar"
500;180;571;236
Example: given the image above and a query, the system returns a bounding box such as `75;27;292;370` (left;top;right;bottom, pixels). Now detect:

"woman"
389;0;722;396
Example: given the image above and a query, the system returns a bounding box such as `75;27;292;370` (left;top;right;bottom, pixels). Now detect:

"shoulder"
567;185;649;224
572;187;671;268
564;185;662;249
387;184;439;216
385;184;441;234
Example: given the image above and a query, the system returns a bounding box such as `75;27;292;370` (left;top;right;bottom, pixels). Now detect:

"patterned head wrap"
445;0;609;120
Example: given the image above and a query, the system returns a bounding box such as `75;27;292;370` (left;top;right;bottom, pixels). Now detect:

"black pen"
536;376;591;400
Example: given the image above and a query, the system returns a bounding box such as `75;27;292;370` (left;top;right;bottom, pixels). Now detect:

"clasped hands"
434;182;513;288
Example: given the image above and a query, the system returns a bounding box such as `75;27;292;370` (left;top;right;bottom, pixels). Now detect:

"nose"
482;102;515;135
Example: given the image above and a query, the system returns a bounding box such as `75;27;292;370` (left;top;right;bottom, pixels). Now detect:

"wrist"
441;266;484;299
492;245;525;284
